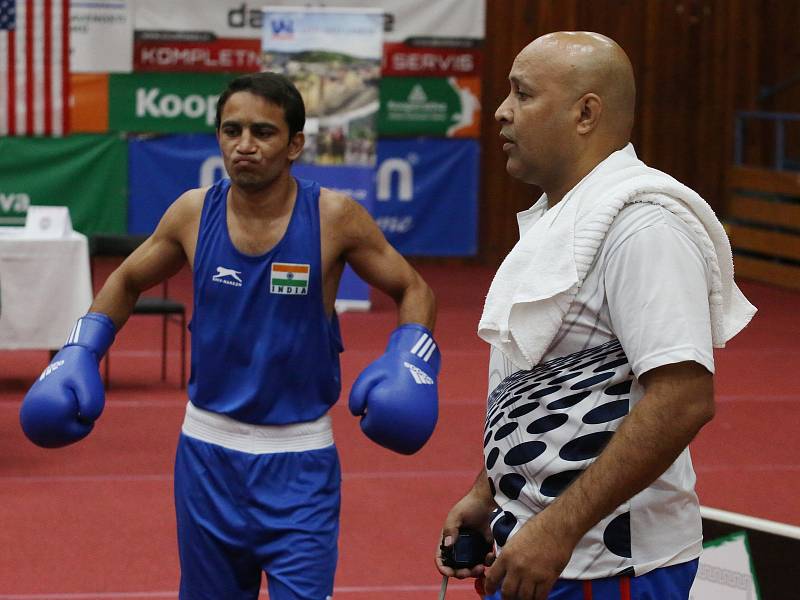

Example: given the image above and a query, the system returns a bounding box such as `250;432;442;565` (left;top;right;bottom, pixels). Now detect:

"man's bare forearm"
89;269;142;330
397;274;437;330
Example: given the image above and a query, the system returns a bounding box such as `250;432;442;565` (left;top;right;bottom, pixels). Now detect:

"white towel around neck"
478;144;757;371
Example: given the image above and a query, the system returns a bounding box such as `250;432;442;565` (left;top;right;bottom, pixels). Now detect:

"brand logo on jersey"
403;361;433;385
212;266;243;287
39;360;65;381
270;262;309;295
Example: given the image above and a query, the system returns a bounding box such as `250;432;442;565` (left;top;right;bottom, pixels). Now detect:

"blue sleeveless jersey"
189;178;344;425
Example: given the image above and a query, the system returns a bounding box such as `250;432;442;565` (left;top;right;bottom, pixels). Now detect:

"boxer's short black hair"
215;72;305;137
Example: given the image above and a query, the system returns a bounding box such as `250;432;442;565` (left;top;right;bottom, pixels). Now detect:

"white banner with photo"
262;6;383;167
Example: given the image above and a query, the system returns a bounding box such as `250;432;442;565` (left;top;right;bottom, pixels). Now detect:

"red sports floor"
1;263;798;599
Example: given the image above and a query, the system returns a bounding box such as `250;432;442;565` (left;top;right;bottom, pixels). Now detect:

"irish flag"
270;262;310;295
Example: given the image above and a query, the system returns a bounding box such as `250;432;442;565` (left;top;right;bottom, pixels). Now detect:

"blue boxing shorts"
174;403;341;600
483;559;699;600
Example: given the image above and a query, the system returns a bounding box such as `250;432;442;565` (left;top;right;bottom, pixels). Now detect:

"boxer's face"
217;91;304;191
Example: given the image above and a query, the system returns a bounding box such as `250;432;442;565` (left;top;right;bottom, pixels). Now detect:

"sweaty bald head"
495;31;637;202
519;31;636;143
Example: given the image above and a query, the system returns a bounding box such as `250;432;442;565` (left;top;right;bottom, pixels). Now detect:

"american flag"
0;0;69;136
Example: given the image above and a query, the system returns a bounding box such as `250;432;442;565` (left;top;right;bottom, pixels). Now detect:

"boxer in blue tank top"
190;176;341;425
21;73;441;600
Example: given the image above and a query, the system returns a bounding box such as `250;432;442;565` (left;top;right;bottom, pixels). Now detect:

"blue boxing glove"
348;324;440;455
20;312;115;448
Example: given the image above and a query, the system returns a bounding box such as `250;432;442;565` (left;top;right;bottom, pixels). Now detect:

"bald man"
435;32;755;600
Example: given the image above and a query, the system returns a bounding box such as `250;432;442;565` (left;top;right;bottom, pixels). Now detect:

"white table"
0;228;93;350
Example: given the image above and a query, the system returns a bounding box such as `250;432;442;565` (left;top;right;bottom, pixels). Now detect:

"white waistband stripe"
181;403;334;454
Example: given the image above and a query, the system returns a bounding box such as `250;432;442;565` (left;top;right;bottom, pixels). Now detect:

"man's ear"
288;131;305;161
576;93;602;135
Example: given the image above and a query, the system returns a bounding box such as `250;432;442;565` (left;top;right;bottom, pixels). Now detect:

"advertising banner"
128;134;224;234
135;0;269;40
0;135;127;234
382;43;481;77
378;76;480;137
108;73;236;133
127;134;370;307
127;135;478;259
373;138;478;256
134;33;261;73
262;6;383;167
132;0;484;71
133;0;263;73
70;73;109;133
70;0;133;73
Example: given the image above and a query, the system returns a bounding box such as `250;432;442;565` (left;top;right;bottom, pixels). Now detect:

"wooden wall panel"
477;0;794;265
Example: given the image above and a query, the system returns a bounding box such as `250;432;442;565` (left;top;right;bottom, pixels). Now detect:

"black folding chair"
89;233;187;389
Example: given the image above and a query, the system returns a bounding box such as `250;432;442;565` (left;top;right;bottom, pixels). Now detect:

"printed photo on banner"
261;7;383;167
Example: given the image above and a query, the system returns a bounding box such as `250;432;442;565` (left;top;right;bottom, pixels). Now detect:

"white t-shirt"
485;200;713;579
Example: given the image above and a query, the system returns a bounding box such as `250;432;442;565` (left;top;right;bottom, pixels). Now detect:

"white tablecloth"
0;228;93;350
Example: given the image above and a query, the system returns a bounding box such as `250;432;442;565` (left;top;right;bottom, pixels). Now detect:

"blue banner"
129;135;479;257
127;134;371;306
128;134;223;234
374;138;478;256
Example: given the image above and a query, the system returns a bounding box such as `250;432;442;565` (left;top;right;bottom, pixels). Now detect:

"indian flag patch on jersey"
270;262;310;295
